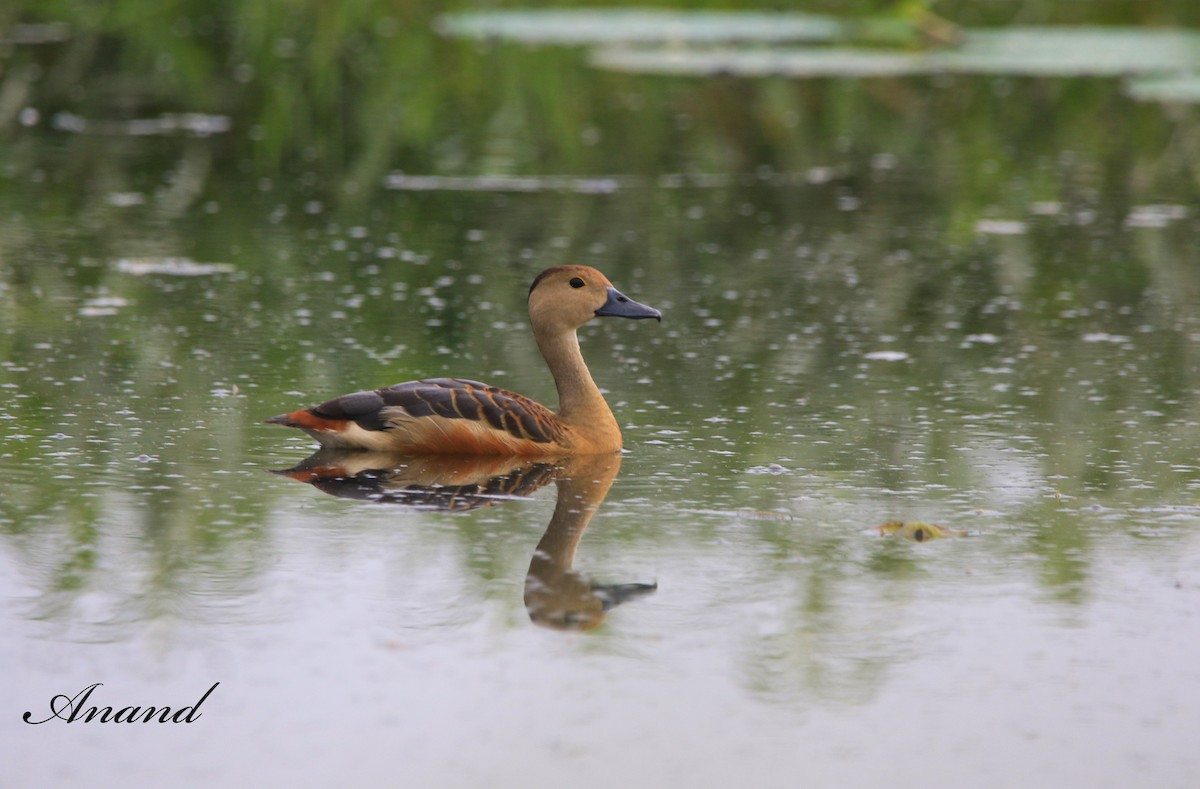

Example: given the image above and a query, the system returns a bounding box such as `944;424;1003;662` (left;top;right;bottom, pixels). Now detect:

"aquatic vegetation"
2;2;1198;198
592;27;1200;78
876;521;969;541
436;9;844;45
1126;73;1200;103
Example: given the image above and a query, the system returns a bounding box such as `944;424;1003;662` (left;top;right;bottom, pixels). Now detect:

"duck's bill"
595;286;662;321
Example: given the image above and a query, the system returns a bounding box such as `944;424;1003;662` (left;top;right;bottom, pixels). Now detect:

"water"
3;8;1200;788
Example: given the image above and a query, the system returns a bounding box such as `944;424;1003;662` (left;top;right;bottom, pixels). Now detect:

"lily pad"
0;22;71;45
593;27;1200;79
112;258;236;276
437;9;843;45
593;46;926;78
1126;73;1200;103
51;111;232;137
384;173;625;194
937;28;1200;76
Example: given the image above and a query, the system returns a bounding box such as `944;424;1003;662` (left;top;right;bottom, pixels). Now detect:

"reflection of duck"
275;450;655;629
276;449;556;510
266;266;660;455
524;453;656;631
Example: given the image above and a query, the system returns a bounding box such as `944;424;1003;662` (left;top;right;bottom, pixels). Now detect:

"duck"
265;265;661;455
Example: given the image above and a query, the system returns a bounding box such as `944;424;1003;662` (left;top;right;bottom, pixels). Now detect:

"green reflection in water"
0;3;1198;715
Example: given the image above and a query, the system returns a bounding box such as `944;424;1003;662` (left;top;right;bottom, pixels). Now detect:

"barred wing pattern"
274;377;567;452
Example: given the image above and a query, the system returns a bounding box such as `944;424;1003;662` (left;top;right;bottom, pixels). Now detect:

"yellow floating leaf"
877;521;967;542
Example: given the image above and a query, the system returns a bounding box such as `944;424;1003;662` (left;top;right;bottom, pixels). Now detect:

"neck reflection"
524;453;656;631
275;449;656;630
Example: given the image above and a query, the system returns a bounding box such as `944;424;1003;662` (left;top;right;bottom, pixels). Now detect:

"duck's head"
527;265;661;333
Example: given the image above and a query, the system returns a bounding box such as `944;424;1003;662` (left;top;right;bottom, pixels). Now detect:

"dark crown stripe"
528;265;575;296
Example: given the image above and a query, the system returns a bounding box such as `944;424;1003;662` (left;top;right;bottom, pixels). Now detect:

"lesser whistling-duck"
266;265;661;455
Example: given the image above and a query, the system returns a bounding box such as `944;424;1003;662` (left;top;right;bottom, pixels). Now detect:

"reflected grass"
4;1;1200;200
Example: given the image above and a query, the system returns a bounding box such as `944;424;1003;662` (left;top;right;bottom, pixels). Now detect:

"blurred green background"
4;0;1200;197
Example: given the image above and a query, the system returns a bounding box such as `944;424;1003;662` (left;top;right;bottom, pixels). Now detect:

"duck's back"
266;378;567;454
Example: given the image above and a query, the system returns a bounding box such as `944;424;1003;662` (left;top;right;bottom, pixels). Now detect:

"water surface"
3;8;1200;788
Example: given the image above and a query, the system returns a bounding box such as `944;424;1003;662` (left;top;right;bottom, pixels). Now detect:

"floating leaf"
936;28;1200;76
78;296;129;317
974;219;1028;236
113;258;235;276
593;27;1200;79
51;112;232;137
437;10;843;45
593;46;925;78
384;173;624;194
1124;204;1189;227
877;521;967;541
864;350;910;362
0;22;71;45
1126;73;1200;103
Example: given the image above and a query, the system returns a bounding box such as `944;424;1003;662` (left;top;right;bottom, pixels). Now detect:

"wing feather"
322;378;563;446
272;378;566;452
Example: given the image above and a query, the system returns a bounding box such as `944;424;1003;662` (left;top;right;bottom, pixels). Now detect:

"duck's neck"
535;327;618;437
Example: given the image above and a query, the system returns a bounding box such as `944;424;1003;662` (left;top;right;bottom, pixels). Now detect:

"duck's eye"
569;277;586;289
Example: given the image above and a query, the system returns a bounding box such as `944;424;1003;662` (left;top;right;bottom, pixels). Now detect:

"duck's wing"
267;378;566;453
